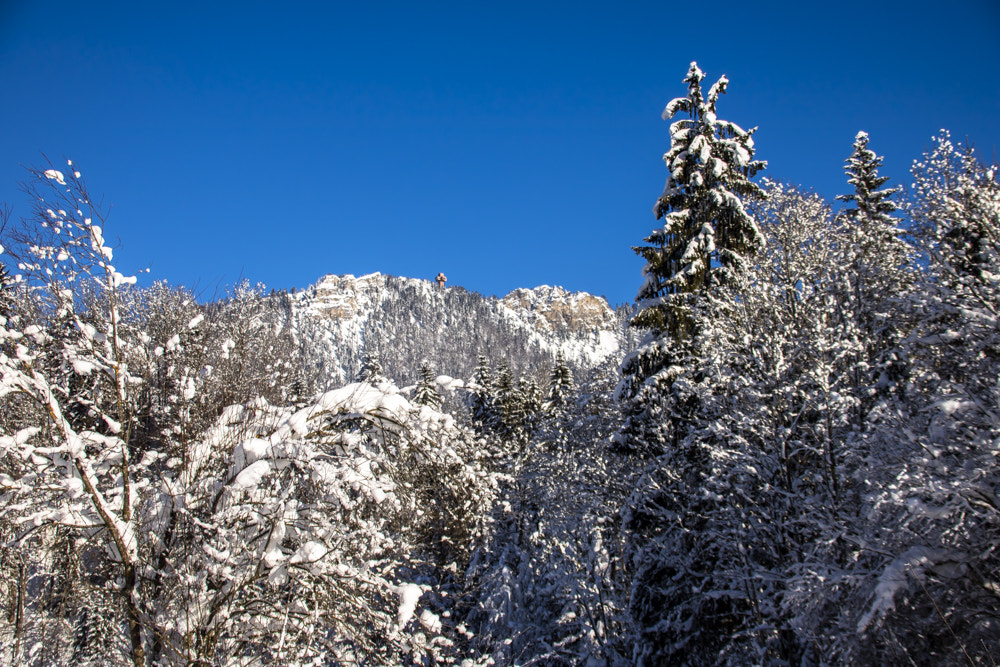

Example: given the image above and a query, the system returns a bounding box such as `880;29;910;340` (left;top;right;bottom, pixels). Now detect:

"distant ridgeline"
281;272;625;389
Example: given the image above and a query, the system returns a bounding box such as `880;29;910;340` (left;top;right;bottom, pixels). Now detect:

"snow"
233;459;270;490
289;540;328;564
419;609;442;633
436;375;466;391
931;398;973;415
234;438;271;467
392;583;425;631
857;547;953;633
112;271;136;286
313;382;412;423
71;359;96;375
43;169;66;185
262;518;286;567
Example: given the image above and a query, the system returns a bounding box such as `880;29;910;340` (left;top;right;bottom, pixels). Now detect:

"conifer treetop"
837;130;900;223
634;61;766;335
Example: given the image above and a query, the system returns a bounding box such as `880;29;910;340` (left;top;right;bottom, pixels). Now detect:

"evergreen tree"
545;351;575;414
616;61;765;456
286;361;314;407
638;60;766;338
413;361;442;410
469;361;636;664
834;131;911;424
493;361;517;439
835;131;910;320
860;134;1000;664
356;349;385;383
837;131;901;227
515;376;543;441
617;63;769;663
470;354;497;431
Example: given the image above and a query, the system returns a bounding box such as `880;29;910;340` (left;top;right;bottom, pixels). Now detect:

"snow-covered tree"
545;351;575;414
468;361;636;664
413;361;442;409
356;349;385;383
620;177;906;664
616;61;765;457
834;131;912;425
845;132;1000;665
638;60;766;338
469;354;497;433
0;162;154;666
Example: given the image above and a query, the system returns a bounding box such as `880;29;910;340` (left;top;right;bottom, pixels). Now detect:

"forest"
1;61;998;666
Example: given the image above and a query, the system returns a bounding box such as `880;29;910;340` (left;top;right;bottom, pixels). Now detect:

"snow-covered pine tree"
834;131;911;421
617;63;768;664
640;60;766;338
546;350;575;414
852;132;1000;665
516;376;543;440
470;354;497;432
837;131;902;230
356;349;386;383
414;361;442;409
493;361;520;441
468;361;636;664
835;131;909;310
616;61;765;455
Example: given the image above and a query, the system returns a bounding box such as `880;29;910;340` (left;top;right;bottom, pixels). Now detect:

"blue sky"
2;0;998;306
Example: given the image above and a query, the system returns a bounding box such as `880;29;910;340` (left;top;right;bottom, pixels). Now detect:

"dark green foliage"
617;61;765;459
467;356;543;446
470;354;497;431
636;61;766;339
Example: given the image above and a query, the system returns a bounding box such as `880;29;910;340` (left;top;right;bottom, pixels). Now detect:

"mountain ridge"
288;272;622;389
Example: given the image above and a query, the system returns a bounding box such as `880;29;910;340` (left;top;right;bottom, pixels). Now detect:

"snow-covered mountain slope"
288;273;621;388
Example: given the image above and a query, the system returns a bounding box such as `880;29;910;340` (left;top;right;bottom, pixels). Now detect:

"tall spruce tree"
639;60;766;337
617;63;769;664
470;354;497;432
834;131;911;424
836;131;909;320
616;61;765;455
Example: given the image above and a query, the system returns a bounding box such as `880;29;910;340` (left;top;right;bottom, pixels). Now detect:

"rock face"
288;273;621;387
500;285;616;338
305;273;387;320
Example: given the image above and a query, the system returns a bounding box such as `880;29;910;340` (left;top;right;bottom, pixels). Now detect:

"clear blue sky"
2;0;998;305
